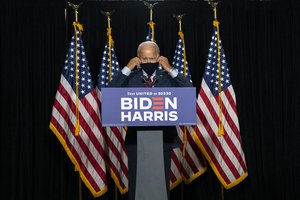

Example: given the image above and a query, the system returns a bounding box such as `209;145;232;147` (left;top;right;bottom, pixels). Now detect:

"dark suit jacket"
109;68;193;149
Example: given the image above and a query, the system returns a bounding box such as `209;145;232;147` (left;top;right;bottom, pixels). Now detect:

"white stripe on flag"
201;81;245;169
52;105;106;188
96;87;129;190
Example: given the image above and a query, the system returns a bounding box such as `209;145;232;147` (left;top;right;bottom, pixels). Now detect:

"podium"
101;87;196;200
135;130;168;200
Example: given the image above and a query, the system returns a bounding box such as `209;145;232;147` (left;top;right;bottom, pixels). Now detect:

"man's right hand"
126;57;141;70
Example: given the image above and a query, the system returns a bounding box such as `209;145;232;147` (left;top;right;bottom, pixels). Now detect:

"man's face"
139;46;158;64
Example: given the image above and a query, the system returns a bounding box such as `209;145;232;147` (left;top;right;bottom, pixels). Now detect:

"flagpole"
181;183;184;200
221;185;224;200
173;13;187;200
144;1;157;41
173;13;187;81
207;1;225;199
67;2;83;137
68;2;84;198
101;10;118;199
207;0;224;137
78;177;82;200
65;2;68;53
101;10;115;81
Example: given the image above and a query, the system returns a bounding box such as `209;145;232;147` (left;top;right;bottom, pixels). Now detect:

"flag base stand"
135;130;168;200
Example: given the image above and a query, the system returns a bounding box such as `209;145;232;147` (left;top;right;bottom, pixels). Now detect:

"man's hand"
158;56;173;73
126;57;141;70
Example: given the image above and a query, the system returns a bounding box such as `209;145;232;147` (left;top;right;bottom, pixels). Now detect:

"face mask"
140;62;159;75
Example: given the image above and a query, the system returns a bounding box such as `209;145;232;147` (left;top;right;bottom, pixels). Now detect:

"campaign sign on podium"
102;87;196;200
101;87;196;127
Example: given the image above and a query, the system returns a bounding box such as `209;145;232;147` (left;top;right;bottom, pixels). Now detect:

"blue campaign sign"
101;87;196;127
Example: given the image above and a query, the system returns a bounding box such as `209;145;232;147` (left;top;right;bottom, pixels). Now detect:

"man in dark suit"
109;41;192;200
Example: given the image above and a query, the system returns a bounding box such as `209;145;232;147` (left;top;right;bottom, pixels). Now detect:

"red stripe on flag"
58;86;108;161
53;97;107;180
224;89;238;115
170;169;177;183
214;91;247;172
97;90;128;190
213;90;240;140
199;89;243;179
104;134;128;189
196;103;231;184
187;127;206;163
51;115;102;192
178;129;199;175
170;151;181;182
108;127;128;171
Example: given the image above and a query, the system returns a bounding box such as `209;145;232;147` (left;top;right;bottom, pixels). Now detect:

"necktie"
144;75;153;87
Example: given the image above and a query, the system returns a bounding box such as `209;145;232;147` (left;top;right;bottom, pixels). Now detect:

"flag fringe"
108;167;128;194
193;131;248;189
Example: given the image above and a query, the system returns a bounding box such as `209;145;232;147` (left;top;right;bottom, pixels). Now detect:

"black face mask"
140;62;159;75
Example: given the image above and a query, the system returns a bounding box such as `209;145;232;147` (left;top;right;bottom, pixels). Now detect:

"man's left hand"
158;56;173;73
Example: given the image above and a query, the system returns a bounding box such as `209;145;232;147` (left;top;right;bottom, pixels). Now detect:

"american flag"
49;29;108;196
194;21;248;189
96;40;129;194
145;21;162;71
146;21;155;41
170;33;207;189
172;33;193;84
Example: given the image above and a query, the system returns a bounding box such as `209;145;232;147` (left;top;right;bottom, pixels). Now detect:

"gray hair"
137;41;160;57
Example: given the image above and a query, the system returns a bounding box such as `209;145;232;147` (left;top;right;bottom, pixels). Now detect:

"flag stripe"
213;88;240;137
50;30;107;196
97;90;128;190
198;88;242;180
97;40;129;193
195;23;247;188
57;80;108;176
178;128;201;174
201;81;246;172
59;78;107;158
224;88;238;115
179;126;205;170
171;32;206;187
54;89;107;179
108;128;128;176
195;103;232;183
50;116;104;191
51;106;105;190
170;149;182;183
105;130;128;189
200;82;242;163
